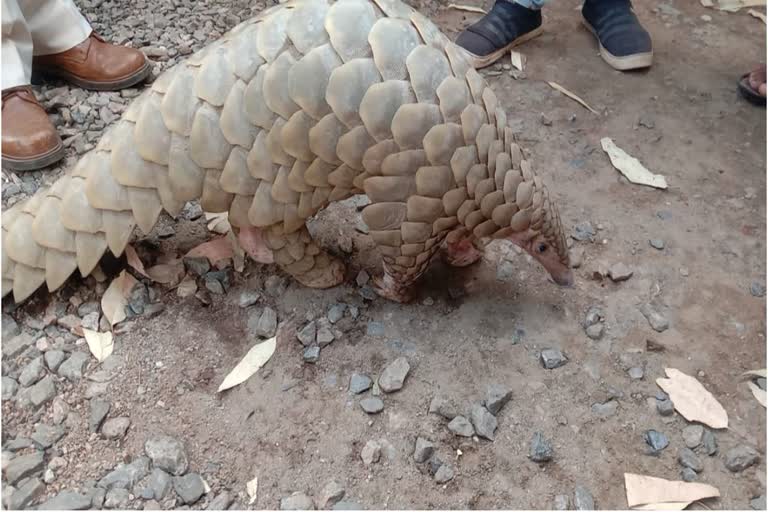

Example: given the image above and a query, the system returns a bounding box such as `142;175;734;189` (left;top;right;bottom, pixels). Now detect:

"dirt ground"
2;0;766;509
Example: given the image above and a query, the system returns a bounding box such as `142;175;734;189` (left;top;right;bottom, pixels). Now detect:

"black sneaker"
581;0;653;71
454;0;543;69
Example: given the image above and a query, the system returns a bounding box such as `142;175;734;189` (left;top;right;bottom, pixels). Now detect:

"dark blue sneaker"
582;0;653;71
454;0;543;69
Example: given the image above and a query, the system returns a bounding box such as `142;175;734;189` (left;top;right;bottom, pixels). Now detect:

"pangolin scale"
1;0;573;304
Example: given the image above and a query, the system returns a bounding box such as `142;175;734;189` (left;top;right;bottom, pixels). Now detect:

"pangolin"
1;0;573;305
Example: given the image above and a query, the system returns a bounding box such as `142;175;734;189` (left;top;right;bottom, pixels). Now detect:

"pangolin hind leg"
442;227;485;267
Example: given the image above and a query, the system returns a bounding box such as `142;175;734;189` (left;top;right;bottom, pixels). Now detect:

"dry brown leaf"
101;270;138;327
601;137;668;189
748;8;767;21
218;336;276;392
146;259;185;286
185;237;234;264
238;226;275;264
625;473;720;509
82;328;114;363
205;212;231;234
747;381;767;407
510;51;525;71
247;476;259;505
656;368;729;429
447;3;486;14
124;244;150;278
547;81;598;114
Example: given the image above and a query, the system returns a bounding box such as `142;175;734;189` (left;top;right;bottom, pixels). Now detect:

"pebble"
173;473;207;504
750;281;766;297
317;481;345;509
98;457;150;490
359;397;384;414
484;384;512;415
678;447;703;472
206;491;234;510
2;314;20;340
413;437;435;463
58;351;89;380
757;378;766;390
644;430;669;454
31;424;64;449
248;307;277;338
183;256;210;276
296;321;316;347
540;348;568;369
104;488;130;509
571;222;595;242
89;399;111;433
682;425;704;448
681;467;698;482
327;304;346;323
428;396;458;420
102;417;131;439
750;495;766;510
4;333;35;358
529;432;554;462
649;239;665;250
585;323;604;340
303;346;320;363
591;400;618;418
5;452;44;485
355;270;370;287
264;276;287;296
2;377;18;400
81;312;100;331
639;304;669;332
18;357;45;387
147;468;172;500
37;490;92;510
378;357;410;393
724;445;760;472
608;263;633;282
316;320;334;347
9;477;45;509
700;428;718;456
628;367;644;380
434;464;454;484
573;486;595;510
144;436;189;476
280;492;314;510
44;349;65;371
360;440;381;465
332;501;362;510
29;375;57;407
470;403;498;441
366;322;385;337
447;416;475;437
656;398;674;416
553;494;570;510
348;373;372;394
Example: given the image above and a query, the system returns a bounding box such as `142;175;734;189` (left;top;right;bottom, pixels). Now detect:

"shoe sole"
581;19;652;71
31;61;152;92
462;26;545;69
2;142;65;172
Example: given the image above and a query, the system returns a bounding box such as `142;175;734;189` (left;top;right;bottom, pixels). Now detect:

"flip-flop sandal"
738;72;766;106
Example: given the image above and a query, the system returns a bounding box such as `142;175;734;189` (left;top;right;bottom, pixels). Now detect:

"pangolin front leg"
442;227;485;267
263;224;345;289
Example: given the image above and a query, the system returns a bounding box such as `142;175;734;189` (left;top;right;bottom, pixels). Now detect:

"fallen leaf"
205;212;231;234
656;368;729;429
218;336;277;392
82;328;114;363
124;245;150;278
747;381;767;407
101;270;138;327
700;0;714;6
601;137;668;189
547;81;598;114
712;0;765;12
447;3;486;13
146;259;185;286
185;237;234;264
742;369;767;378
624;473;720;509
510;51;525;71
247;476;258;505
238;226;274;264
748;8;767;22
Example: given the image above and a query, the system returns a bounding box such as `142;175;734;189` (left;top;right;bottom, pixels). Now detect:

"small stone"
378;357;410;393
529;432;553;462
356;270;370;287
434;464;454;484
413;437;435;463
724;445;760;472
639;304;669;332
447;416;474;437
750;281;766;297
317;481;345;509
31;424;64;449
102;417;131;439
43;468;55;483
182;256;210;276
5;452;44;484
204;277;225;295
280;491;314;510
5;438;34;451
206;491;234;510
89;399;111;432
58;351;89;380
591;400;618;418
750;495;766;510
9;477;45;509
173;473;206;504
296;321;316;347
678;447;703;472
608;263;633;282
484;384;512;415
573;486;595;510
332;501;361;510
682;425;704;449
57;314;82;332
98;457;150;490
540;113;552;126
44;350;66;371
144;499;161;510
144;436;189;476
147;468;172;500
248;307;278;338
470;404;497;441
656;399;675;416
81;311;100;331
303;346;320;363
644;429;669;454
348;373;372;394
757;378;767;390
571;222;595;242
29;375;56;407
585;323;604;340
18;357;45;387
2;313;20;340
359;397;384;414
238;290;261;308
428;396;457;420
264;275;287;296
628;367;644;380
37;490;92;510
327;304;346;323
361;440;381;465
366;321;385;336
105;488;130;509
649;239;665;250
4;333;35;358
177;277;198;298
700;429;718;456
540;348;568;369
316;320;335;347
2;377;18;400
680;467;698;482
553;495;569;510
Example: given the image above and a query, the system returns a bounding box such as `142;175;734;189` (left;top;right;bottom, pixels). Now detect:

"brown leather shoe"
2;87;64;172
32;32;151;91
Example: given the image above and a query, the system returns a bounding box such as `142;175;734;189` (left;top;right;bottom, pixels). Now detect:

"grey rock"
206;491;234;510
591;400;618;418
639;304;669;332
28;373;56;409
644;430;669;454
413;437;435;463
44;350;66;371
2;377;18;400
315;320;335;347
378;357;410;393
98;457;150;489
77;301;101;317
682;425;704;449
447;416;474;437
573;486;595;510
750;495;766;510
434;464;454;484
102;417;131;439
700;429;718;456
8;477;45;509
183;256;210;276
37;490;92;510
204;276;225;295
296;321;316;347
238;290;261;308
553;495;570;510
5;437;34;451
628;367;644;380
656;399;675;416
173;473;206;504
359;397;384;414
264;276;287;296
540;348;568;369
317;481;345;509
3;332;35;358
348;373;372;394
105;488;130;508
571;222;595;242
470;404;497;441
678;447;703;472
649;239;665;250
2;314;20;341
5;451;44;485
529;432;554;462
144;436;188;476
428;396;457;420
484;384;512;415
333;501;363;510
724;445;760;472
18;357;45;387
303;346;320;363
280;491;314;510
327;304;346;323
248;307;277;338
608;263;633;282
757;377;766;390
750;281;766;297
31;424;65;449
681;467;698;482
360;440;381;465
58;351;89;380
52;397;69;425
89;399;111;433
355;270;370;287
366;322;384;336
585;323;604;340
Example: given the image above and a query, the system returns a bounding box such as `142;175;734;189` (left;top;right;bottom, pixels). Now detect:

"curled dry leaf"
101;270;138;327
747;381;766;407
447;3;486;14
656;368;728;429
510;51;525;71
237;226;274;264
247;476;258;505
82;328;114;363
748;8;767;22
124;245;150;278
217;336;277;392
205;212;231;234
624;473;720;510
146;258;185;286
185;237;234;265
601;137;668;189
547;81;598;114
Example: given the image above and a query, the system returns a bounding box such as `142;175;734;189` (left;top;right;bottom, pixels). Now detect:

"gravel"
296;321;316;347
104;488;130;508
447;416;475;437
540;348;568;369
484;384;512;415
2;377;18;400
101;417;131;439
573;485;595;510
678;447;703;472
28;375;57;407
280;492;314;510
173;473;207;504
608;262;633;282
89;399;111;433
750;495;766;510
8;477;45;509
470;403;498;441
5;451;44;485
591;400;618;418
681;467;698;482
649;239;665;250
628;367;644;380
4;333;35;358
553;494;570;510
248;307;278;338
639;304;669;332
571;222;595;241
585;323;604;340
37;490;93;510
18;357;45;387
144;436;188;476
529;432;554;462
316;320;334;347
724;445;760;472
428;396;458;419
44;350;66;371
206;491;234;510
360;440;381;465
147;468;172;500
434;464;454;484
98;457;150;490
750;281;766;297
238;290;261;308
327;303;346;323
644;430;669;454
31;424;65;448
303;346;320;363
348;373;372;394
682;425;704;449
700;429;718;456
413;437;435;463
656;399;675;416
378;357;410;392
366;321;385;336
317;481;345;509
58;351;89;380
359;397;384;414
